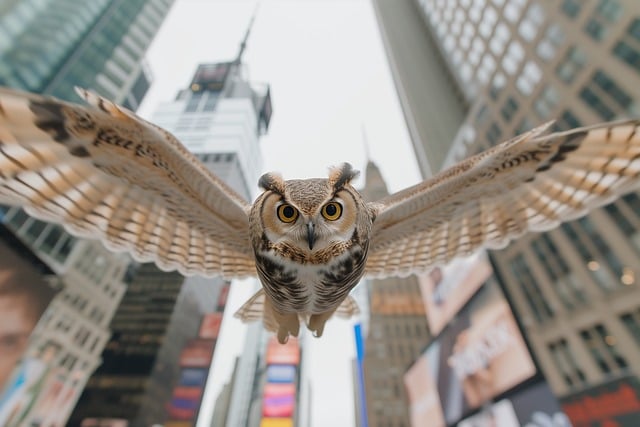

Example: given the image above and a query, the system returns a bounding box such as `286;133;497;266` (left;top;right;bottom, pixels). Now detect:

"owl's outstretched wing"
0;87;256;278
365;119;640;278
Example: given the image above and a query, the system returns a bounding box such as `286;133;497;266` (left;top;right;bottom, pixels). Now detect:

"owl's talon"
277;329;289;344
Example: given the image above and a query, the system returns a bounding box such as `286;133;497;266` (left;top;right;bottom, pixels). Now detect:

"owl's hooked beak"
307;222;315;250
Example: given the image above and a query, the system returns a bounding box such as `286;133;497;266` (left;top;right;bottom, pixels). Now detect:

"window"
556;46;587;83
486;121;502;145
516;61;542;95
604;203;640;253
593;70;632;109
509;254;554;323
534;85;559;120
537;24;566;62
580;87;616;120
501;96;519;122
561;222;614;292
552;109;582;132
580;324;628;374
585;0;623;40
613;41;640;73
561;0;582;18
548;339;587;387
621;308;640;345
532;234;587;308
576;216;626;286
185;93;203;112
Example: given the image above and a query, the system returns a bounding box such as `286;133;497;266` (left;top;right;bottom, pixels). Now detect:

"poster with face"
0;239;56;392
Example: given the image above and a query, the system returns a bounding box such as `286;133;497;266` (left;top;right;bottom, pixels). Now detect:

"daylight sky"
138;1;423;426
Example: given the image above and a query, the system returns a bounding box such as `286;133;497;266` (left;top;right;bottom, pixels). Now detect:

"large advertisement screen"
405;281;536;425
417;252;492;336
0;239;56;392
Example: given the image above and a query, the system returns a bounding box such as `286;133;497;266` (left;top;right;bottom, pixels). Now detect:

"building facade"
69;46;272;425
359;161;431;427
373;0;640;425
0;0;174;108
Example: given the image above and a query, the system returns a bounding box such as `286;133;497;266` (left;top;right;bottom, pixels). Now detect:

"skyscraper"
359;160;431;427
0;3;175;424
373;1;640;425
70;22;272;424
0;0;174;109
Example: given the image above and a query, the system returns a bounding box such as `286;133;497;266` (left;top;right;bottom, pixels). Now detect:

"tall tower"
373;1;640;425
0;2;173;425
0;0;174;109
359;160;431;427
69;20;272;426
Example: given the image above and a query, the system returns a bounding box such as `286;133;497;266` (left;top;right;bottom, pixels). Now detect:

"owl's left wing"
0;87;255;278
365;119;640;278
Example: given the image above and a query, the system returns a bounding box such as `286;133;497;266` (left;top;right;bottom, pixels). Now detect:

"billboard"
190;63;230;91
262;394;295;418
458;382;570;426
199;313;223;339
260;419;293;427
561;375;640;427
417;252;491;336
266;337;300;365
178;339;215;368
178;368;208;387
404;281;536;425
266;365;297;384
0;239;56;392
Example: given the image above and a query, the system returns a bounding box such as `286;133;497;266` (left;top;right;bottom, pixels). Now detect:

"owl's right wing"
0;87;256;278
365;119;640;278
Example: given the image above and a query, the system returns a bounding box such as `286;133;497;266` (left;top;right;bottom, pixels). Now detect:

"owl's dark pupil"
325;204;337;216
282;206;295;218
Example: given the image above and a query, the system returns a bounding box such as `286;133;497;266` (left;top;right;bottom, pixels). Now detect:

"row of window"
509;192;640;323
548;308;640;389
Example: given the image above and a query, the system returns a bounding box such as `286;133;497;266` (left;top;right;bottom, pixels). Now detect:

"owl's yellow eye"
321;202;342;221
277;204;299;223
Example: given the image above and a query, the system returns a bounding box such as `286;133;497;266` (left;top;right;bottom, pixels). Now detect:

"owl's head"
251;163;373;257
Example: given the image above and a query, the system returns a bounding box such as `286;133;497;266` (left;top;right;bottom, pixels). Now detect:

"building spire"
234;3;259;66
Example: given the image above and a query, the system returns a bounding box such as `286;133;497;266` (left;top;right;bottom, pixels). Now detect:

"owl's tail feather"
334;295;360;318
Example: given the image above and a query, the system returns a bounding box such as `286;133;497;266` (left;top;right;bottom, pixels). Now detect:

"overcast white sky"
138;1;423;426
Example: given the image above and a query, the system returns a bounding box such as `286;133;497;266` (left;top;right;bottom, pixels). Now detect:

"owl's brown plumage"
0;87;639;343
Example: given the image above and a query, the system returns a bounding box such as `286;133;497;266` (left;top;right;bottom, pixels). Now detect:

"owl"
0;87;639;343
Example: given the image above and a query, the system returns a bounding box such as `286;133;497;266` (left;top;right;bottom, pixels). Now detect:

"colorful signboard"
266;365;296;384
260;418;293;427
560;376;640;427
266;337;300;365
261;336;299;426
198;313;223;339
178;339;215;368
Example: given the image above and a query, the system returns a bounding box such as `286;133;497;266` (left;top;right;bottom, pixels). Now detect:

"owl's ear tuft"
329;163;360;191
258;172;286;195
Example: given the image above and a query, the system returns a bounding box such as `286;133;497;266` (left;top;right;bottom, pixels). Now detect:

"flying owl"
0;87;639;343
